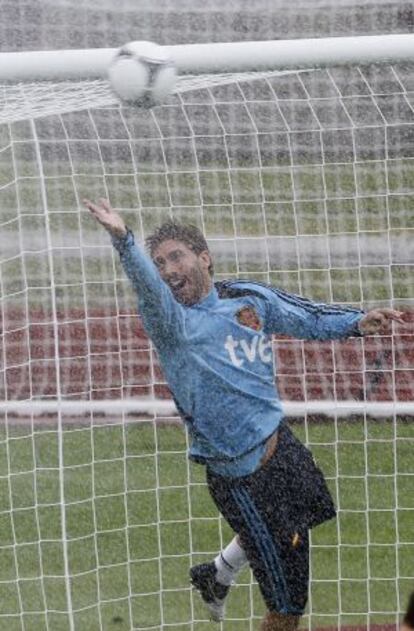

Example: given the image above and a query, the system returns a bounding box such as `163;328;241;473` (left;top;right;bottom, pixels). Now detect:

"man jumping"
84;198;404;631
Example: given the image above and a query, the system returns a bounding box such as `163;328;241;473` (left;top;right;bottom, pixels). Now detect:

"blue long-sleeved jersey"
113;230;364;477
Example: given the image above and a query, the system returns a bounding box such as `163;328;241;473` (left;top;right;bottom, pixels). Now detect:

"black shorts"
206;422;336;615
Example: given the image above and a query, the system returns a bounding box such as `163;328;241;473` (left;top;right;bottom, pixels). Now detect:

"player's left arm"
260;288;405;340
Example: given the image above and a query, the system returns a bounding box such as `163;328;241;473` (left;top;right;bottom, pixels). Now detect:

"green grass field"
0;417;413;631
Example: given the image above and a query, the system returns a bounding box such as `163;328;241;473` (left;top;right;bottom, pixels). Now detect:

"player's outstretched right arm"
83;197;127;238
83;198;185;343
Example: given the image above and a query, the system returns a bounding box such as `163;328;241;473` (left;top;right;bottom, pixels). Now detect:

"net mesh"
0;72;290;124
0;60;413;630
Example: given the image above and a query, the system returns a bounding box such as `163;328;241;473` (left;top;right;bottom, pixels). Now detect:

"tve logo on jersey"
224;334;273;367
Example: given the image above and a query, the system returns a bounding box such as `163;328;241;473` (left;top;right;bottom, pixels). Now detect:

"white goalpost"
1;34;414;81
0;33;413;631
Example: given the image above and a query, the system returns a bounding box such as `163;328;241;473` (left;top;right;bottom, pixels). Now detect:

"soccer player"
84;198;405;631
402;592;414;631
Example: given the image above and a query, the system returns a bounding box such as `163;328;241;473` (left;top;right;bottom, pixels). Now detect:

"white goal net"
0;33;413;631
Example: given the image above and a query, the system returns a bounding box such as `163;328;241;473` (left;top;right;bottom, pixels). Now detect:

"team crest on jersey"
235;306;262;331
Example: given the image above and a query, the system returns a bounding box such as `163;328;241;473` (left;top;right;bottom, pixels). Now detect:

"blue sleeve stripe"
266;285;362;316
217;279;363;317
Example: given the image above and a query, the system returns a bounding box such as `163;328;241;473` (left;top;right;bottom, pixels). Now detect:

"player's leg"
401;591;414;631
228;481;310;631
260;611;301;631
205;534;248;586
195;422;334;625
190;535;247;621
249;421;335;630
204;461;310;625
214;534;248;584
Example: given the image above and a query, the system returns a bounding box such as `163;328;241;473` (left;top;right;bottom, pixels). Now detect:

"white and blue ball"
108;41;177;107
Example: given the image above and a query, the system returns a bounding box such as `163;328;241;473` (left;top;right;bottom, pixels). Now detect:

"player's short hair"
146;220;214;276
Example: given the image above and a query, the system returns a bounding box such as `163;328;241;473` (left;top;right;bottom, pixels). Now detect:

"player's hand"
359;308;405;335
83;198;127;238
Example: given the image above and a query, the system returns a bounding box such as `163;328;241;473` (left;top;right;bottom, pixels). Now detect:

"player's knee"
260;611;301;631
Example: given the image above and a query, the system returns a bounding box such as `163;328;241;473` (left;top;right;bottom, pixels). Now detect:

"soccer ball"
108;41;177;107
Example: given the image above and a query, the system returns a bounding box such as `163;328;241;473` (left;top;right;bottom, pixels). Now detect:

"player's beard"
168;263;208;306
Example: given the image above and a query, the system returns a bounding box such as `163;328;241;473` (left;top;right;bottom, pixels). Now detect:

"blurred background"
1;0;413;51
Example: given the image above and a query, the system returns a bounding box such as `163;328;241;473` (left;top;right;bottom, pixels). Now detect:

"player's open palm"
83;198;127;238
359;308;405;335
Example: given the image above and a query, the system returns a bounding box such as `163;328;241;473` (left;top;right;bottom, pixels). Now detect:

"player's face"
152;239;213;306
